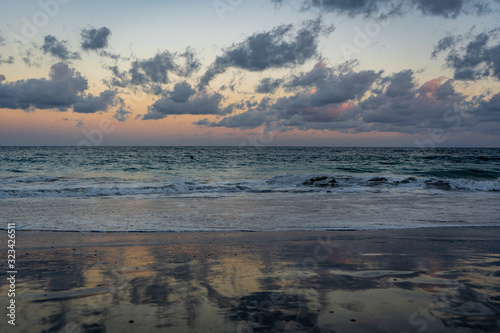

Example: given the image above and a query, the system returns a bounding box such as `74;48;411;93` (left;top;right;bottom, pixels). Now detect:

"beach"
2;0;500;330
2;227;499;332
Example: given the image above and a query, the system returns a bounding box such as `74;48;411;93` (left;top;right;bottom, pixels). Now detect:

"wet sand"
2;227;500;332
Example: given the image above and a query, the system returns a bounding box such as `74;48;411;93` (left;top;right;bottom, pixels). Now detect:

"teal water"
0;147;499;231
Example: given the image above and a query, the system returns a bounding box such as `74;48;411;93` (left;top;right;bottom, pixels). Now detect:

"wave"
0;173;499;199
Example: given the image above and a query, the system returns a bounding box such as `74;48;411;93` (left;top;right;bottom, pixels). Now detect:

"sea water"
0;146;499;231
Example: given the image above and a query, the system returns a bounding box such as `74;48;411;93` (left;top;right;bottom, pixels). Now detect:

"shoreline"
2;226;500;332
3;224;500;233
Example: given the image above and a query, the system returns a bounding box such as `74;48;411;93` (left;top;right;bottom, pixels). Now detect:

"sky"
1;0;500;147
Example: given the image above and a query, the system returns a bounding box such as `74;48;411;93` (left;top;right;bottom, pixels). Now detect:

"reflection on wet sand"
2;228;500;332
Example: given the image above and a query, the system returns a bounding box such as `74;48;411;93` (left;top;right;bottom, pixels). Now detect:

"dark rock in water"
366;177;388;186
190;156;194;159
425;180;452;190
368;177;388;182
312;176;328;182
399;177;416;184
303;176;336;187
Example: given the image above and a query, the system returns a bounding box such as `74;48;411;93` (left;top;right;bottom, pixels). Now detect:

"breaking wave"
0;173;498;198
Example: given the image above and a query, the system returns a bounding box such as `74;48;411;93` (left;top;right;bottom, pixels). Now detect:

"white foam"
0;173;499;199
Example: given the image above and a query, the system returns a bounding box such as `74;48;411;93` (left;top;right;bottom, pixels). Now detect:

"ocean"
0;146;499;232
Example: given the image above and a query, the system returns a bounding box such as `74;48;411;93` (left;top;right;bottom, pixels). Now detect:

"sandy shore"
2;227;500;332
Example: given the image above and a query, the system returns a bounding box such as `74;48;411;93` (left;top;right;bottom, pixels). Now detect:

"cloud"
203;61;380;130
272;0;493;18
431;35;459;58
169;81;195;103
107;49;200;93
72;90;118;114
113;106;132;122
177;48;201;77
199;19;333;88
256;77;285;93
283;59;381;103
20;48;42;67
311;71;380;105
197;64;500;136
433;29;500;80
81;26;111;50
0;32;4;45
415;0;465;18
0;55;14;65
359;72;469;132
143;89;232;120
129;51;177;85
473;92;500;123
98;50;123;61
384;69;415;98
0;63;87;111
0;62;117;114
196;98;273;129
284;58;331;89
41;35;81;60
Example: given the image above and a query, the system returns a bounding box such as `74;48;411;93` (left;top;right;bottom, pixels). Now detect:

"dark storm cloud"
0;63;118;114
0;63;87;111
271;0;493;18
198;19;333;88
473;92;500;122
196;108;270;129
359;71;469;132
41;35;80;60
433;29;500;80
169;81;195;103
81;26;111;50
198;64;500;135
113;106;132;122
384;69;415;98
283;59;361;90
256;77;285;93
142;91;233;120
282;59;380;104
431;36;459;58
284;63;330;89
309;70;381;105
107;49;201;94
196;98;273;129
80;26;123;60
415;0;464;18
72;90;117;114
202;61;380;130
129;51;177;85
